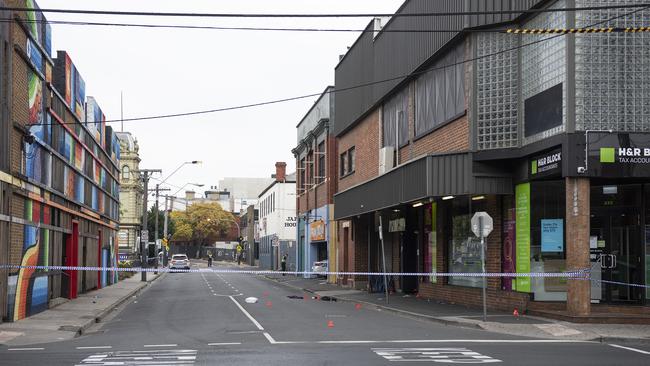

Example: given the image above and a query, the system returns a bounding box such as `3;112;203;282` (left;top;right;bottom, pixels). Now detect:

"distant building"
292;86;336;279
258;162;297;270
171;177;273;214
116;132;143;255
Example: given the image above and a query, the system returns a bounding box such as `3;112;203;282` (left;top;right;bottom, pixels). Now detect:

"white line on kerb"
7;347;45;351
609;344;650;355
76;346;113;349
143;344;178;347
208;342;242;346
229;295;264;331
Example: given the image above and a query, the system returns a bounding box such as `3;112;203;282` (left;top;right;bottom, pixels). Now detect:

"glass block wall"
575;0;650;132
476;33;519;150
521;0;567;145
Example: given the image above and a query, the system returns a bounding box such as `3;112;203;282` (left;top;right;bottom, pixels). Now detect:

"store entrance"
590;184;644;304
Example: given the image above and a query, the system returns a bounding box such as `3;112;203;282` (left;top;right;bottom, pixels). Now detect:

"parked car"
170;254;190;270
311;260;328;277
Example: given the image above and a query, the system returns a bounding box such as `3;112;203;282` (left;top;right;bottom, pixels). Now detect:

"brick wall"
406;116;470;161
337;109;379;192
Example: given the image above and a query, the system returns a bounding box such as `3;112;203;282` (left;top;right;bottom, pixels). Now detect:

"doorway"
590;184;644;304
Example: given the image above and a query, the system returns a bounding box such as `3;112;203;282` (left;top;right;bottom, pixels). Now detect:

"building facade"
333;0;650;319
292;86;338;280
116;132;143;256
0;1;121;322
258;163;297;270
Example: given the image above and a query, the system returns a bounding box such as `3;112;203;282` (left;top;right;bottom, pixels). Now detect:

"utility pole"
139;169;161;282
151;186;170;274
163;196;169;267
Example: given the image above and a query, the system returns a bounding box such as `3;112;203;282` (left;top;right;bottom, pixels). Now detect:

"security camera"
577;167;587;174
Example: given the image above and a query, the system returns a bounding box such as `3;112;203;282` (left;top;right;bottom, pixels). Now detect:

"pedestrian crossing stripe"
77;349;197;365
372;348;502;363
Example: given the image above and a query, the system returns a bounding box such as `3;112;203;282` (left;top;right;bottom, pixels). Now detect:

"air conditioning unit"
379;146;395;175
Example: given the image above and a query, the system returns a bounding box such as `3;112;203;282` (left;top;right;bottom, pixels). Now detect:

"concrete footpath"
0;272;161;346
265;274;650;345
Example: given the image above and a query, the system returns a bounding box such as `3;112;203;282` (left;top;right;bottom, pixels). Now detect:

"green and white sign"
530;149;561;178
600;147;650;164
515;183;531;292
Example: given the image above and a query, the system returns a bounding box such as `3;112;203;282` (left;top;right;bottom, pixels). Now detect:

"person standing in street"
207;252;213;267
281;253;287;276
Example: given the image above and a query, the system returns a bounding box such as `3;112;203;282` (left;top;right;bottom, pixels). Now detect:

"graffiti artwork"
6;199;50;321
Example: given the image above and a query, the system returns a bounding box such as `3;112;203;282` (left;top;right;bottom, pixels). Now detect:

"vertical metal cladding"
334;0;543;137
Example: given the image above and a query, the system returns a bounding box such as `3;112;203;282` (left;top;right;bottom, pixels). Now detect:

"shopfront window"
448;197;486;288
530;181;566;300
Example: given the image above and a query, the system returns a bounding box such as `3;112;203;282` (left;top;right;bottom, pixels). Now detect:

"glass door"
590;184;644;304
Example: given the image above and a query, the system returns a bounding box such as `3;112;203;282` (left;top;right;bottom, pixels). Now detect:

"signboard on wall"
541;219;564;252
388;218;406;232
530;149;562;179
310;220;326;241
515;183;531;292
585;133;650;178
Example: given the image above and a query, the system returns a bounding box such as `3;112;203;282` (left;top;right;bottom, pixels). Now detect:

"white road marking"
8;347;45;351
229;295;264;330
77;349;198;365
263;332;277;344
76;346;113;350
143;344;178;347
306;339;597;345
609;344;650;355
373;348;502;363
208;342;242;346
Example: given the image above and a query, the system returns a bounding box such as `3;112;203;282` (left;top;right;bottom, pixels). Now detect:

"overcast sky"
38;0;403;197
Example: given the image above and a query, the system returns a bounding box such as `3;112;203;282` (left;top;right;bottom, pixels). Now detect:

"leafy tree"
169;202;237;245
146;206;176;240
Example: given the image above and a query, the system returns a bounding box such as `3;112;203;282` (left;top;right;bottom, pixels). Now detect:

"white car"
312;260;328;277
170;254;190;270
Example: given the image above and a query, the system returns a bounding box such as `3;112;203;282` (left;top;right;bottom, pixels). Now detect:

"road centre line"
143;344;178;347
609;344;650;355
7;347;45;351
208;342;242;346
76;346;113;349
229;295;264;331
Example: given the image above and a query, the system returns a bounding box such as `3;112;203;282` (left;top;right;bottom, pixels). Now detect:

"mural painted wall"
6;199;50;321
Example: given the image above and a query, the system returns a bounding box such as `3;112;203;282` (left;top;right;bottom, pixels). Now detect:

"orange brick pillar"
565;177;591;316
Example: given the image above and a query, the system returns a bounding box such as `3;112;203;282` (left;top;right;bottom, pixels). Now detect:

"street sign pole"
379;216;389;305
471;211;493;323
480;216;487;322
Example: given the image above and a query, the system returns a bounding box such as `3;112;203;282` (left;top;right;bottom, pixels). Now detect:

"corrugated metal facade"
334;0;543;137
333;153;512;219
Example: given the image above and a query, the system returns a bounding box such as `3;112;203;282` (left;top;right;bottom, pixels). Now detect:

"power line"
2;18;491;33
23;5;649;127
1;3;649;18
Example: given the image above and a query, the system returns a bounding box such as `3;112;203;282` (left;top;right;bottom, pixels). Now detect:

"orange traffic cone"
327;320;334;328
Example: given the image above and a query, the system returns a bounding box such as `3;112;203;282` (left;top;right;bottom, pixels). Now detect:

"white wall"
258;182;296;241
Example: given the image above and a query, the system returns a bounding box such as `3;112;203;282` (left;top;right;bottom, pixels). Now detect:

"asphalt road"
1;262;649;365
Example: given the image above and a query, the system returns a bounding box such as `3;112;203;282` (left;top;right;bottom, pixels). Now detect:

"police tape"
0;264;589;278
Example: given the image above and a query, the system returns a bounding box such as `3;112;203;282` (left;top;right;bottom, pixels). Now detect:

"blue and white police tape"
0;264;589;278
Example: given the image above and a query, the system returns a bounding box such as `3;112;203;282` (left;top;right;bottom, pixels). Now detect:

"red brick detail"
337;110;379;192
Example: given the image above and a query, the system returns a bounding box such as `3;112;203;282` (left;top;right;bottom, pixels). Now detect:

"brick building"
0;1;121;322
292;86;337;280
333;0;650;319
